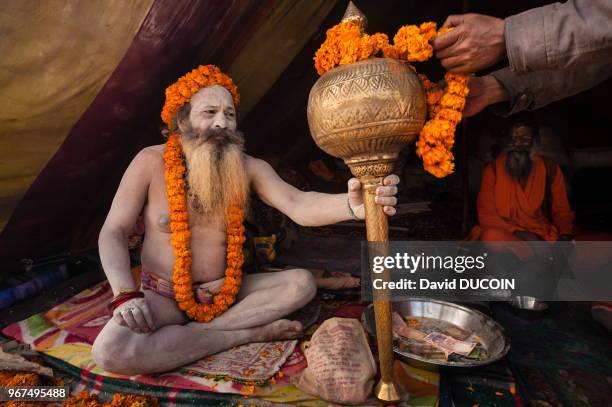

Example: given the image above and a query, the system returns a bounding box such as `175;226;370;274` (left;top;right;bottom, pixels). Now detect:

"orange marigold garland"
314;21;389;75
0;371;39;387
164;133;245;322
161;65;240;126
62;390;159;407
314;22;469;178
386;22;437;62
415;72;469;177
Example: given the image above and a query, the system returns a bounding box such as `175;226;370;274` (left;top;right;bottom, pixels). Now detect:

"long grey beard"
505;149;533;181
181;128;248;219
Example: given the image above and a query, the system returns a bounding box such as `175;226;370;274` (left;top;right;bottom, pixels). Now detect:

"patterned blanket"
1;278;440;406
1;280;302;396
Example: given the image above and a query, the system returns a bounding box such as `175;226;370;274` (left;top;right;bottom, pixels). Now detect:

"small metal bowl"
509;296;549;311
362;299;510;371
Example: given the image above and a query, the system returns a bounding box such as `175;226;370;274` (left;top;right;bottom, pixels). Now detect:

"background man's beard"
505;148;533;181
181;128;249;221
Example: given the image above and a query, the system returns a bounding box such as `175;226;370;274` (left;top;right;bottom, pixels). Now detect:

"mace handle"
361;176;405;402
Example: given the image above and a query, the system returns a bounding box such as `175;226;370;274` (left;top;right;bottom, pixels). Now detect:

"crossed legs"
92;269;316;375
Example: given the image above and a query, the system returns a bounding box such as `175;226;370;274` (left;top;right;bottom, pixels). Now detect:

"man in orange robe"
468;115;574;259
470;116;612;330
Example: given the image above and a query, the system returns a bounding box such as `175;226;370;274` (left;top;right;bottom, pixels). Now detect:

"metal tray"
362;299;510;371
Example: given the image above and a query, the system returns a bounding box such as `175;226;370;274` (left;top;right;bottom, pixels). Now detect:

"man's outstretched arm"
464;60;612;117
247;157;398;227
504;0;612;74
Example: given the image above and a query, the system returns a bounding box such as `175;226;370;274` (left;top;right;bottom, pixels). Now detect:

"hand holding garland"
430;14;506;73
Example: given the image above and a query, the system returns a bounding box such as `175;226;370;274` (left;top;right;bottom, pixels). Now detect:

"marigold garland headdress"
161;65;245;322
313;18;469;178
161;64;240;126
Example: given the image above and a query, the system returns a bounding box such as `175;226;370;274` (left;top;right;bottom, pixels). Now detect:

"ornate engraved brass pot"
307;57;426;179
307;57;426;403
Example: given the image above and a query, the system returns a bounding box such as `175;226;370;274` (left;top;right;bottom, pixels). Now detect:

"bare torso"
140;144;242;284
92;132;394;375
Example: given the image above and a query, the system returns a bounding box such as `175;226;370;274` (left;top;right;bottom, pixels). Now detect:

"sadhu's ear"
173;102;192;132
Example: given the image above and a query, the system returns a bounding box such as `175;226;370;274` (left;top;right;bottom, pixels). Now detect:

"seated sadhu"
467;114;574;258
91;65;399;375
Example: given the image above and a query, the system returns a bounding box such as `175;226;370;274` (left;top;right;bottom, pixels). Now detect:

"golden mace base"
375;379;408;404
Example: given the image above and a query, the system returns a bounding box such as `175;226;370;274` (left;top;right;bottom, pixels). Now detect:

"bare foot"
255;319;303;342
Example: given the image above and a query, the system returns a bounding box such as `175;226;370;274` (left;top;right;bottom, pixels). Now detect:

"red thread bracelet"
108;291;144;313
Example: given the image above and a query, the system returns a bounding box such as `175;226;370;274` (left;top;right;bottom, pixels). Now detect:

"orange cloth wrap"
469;153;574;243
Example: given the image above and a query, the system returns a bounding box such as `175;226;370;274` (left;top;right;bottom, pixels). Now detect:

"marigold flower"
446;80;470;97
440;93;466;110
314;22;390;75
436;108;463;125
393;24;434;62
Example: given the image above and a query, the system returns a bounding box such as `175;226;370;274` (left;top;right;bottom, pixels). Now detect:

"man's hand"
195;277;225;304
464;76;509;117
113;297;155;333
430;14;506;74
348;174;400;219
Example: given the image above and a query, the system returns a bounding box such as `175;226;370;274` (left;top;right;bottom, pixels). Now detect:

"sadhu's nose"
212;112;227;130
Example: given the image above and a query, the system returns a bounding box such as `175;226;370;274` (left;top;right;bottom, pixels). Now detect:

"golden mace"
306;2;426;402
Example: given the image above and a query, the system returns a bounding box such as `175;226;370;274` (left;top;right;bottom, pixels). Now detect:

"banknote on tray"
423;331;476;356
